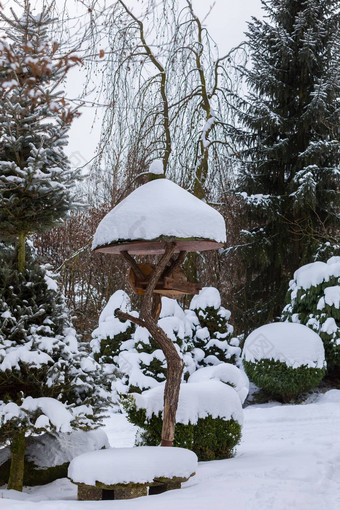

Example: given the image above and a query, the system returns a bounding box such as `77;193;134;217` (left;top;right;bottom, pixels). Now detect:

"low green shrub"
243;359;326;402
123;397;242;461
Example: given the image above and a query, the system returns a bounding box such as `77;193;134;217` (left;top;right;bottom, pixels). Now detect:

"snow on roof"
133;380;243;425
242;322;325;369
92;179;226;250
68;446;197;486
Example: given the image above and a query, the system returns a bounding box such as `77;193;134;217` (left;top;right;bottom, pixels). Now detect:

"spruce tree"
233;0;340;330
0;5;81;268
0;244;110;491
0;3;92;492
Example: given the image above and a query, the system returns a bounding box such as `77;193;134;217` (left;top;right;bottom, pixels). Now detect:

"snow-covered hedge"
282;257;340;376
242;322;326;401
188;363;249;404
123;381;243;460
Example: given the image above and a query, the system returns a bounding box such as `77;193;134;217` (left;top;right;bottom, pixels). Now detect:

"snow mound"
92;179;226;249
27;430;109;468
188;363;249;404
315;389;340;405
68;446;197;486
133;380;243;425
242;322;325;369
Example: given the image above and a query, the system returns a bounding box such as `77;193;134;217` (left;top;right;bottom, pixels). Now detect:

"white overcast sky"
2;0;263;167
66;0;263;168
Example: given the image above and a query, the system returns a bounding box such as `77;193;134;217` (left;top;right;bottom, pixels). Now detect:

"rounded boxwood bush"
243;359;325;402
123;381;243;461
242;322;326;402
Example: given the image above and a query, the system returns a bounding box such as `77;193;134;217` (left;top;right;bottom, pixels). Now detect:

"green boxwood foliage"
243;359;326;402
123;397;241;461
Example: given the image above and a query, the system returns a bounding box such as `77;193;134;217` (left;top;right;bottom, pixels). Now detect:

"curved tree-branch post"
117;242;185;446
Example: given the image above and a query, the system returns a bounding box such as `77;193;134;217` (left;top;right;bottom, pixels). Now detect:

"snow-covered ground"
1;390;340;510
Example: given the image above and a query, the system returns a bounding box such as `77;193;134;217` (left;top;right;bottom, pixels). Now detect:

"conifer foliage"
0;245;110;490
0;3;94;492
0;5;81;241
234;0;340;329
282;257;340;378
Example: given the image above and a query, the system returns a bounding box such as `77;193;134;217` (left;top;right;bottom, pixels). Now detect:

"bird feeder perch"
92;177;226;446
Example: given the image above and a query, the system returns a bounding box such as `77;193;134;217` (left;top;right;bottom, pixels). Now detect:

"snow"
324;286;340;308
188;363;249;404
1;391;340;509
149;159;164;175
22;397;73;433
242;322;326;369
25;430;109;468
0;345;52;371
291;259;340;291
133;380;243;425
68;446;197;486
99;290;131;323
190;286;221;310
92;179;226;249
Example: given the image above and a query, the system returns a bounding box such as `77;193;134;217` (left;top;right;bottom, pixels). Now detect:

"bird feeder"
92;177;226;446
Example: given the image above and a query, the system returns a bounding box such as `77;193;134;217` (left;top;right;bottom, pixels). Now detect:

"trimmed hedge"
123;397;242;461
243;358;326;402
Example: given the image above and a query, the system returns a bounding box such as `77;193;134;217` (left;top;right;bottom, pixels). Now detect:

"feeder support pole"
117;242;185;446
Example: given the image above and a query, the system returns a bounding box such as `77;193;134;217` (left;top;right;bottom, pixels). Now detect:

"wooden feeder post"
116;243;187;445
92;178;226;447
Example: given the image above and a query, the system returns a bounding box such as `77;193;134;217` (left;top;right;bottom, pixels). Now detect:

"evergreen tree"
0;244;110;490
233;0;340;330
0;5;81;268
190;287;241;368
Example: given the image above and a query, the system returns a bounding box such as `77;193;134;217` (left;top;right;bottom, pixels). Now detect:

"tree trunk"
117;243;185;446
18;232;26;274
8;430;26;491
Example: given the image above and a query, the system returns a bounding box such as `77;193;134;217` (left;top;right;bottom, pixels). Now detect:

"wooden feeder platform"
128;263;201;298
93;238;223;256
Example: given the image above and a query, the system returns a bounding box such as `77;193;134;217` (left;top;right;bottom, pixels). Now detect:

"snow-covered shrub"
93;295;197;394
0;429;109;486
123;381;243;460
190;288;241;368
242;323;326;402
282;257;340;376
91;290;135;365
188;363;249;404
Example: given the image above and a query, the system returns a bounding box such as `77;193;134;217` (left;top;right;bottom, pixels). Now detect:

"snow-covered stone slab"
68;446;197;487
242;322;325;369
92;179;226;254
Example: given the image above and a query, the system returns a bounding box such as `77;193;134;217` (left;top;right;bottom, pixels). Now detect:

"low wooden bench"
68;446;197;501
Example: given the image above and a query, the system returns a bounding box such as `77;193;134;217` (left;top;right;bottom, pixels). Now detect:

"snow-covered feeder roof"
68;446;197;486
92;178;226;255
133;380;243;425
242;322;326;369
